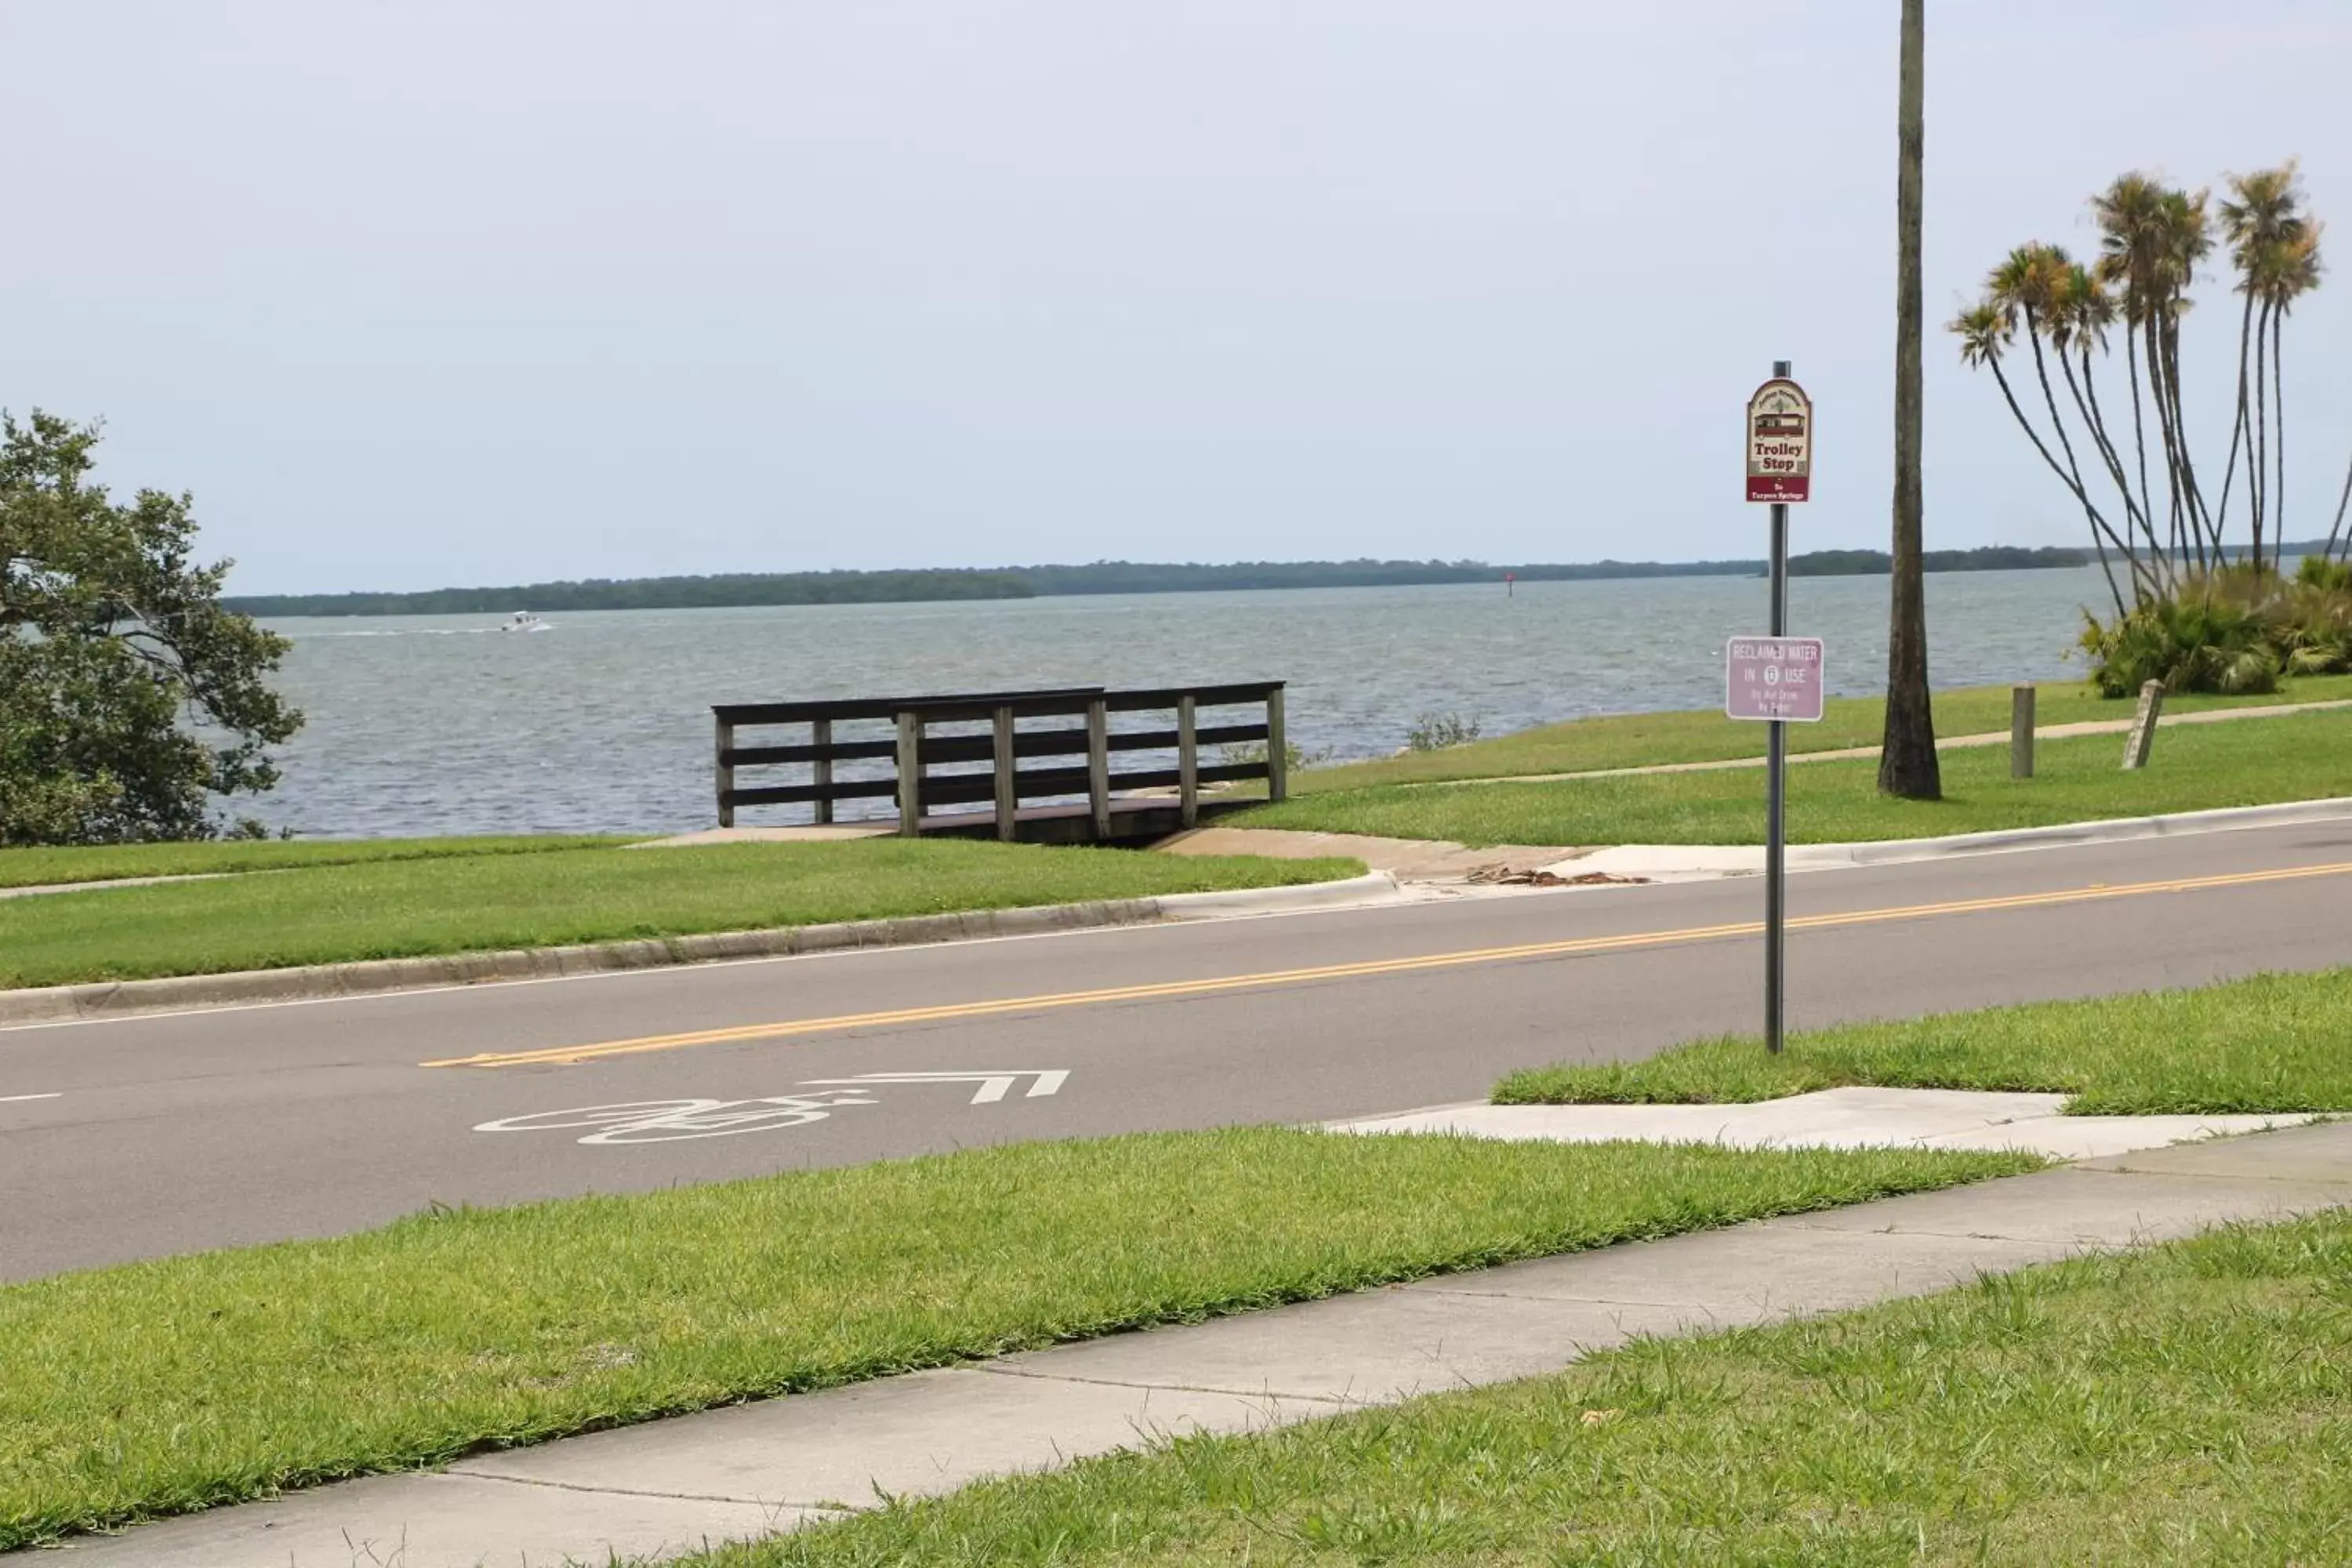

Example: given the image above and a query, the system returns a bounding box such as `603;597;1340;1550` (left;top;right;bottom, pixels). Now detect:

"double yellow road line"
424;859;2352;1070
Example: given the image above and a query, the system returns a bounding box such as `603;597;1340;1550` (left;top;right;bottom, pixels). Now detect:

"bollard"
2010;684;2035;779
2122;679;2165;770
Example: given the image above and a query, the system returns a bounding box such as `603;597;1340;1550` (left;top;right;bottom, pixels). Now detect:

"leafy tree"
1;412;302;844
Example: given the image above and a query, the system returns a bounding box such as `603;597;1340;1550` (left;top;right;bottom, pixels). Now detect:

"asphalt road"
5;819;2351;1282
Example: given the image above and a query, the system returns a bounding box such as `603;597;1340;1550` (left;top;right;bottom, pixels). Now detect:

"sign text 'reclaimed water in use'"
256;568;2111;837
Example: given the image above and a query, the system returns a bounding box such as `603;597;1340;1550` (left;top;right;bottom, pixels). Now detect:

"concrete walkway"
0;871;233;901
1336;1087;2321;1160
44;1120;2351;1568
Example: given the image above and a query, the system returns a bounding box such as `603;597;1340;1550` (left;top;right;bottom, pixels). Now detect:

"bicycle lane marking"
474;1072;1070;1145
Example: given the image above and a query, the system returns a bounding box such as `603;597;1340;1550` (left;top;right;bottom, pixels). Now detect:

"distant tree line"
220;543;2210;619
227;568;1038;616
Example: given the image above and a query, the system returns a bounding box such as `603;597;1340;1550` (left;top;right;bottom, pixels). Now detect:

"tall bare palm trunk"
2217;290;2257;550
2272;314;2286;572
2252;303;2272;572
2327;448;2352;563
1881;0;1940;800
2124;335;2159;555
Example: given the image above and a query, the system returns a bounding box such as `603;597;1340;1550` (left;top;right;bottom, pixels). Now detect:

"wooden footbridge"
713;681;1287;845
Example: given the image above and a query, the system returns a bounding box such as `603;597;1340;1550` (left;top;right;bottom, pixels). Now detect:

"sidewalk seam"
970;1364;1363;1406
441;1465;845;1514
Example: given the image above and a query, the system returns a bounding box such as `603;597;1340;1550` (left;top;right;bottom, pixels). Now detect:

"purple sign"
1726;637;1826;723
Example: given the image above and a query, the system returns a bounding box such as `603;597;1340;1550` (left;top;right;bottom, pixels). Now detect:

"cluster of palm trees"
1951;163;2342;620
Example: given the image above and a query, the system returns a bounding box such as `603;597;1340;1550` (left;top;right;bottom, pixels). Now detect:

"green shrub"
2079;562;2352;695
1404;710;1484;751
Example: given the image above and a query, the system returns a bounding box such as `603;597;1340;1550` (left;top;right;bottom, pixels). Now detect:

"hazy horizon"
8;2;2350;595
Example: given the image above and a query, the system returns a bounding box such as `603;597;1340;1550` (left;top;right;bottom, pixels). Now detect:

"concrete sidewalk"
1334;1086;2321;1161
41;1120;2351;1568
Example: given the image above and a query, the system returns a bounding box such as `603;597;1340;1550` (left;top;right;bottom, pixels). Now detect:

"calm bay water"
256;568;2107;837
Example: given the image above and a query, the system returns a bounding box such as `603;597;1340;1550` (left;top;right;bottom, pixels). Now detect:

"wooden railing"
713;682;1287;840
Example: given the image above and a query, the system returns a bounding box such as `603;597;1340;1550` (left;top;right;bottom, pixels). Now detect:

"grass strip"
1294;673;2352;793
0;834;640;888
693;1208;2352;1566
1496;968;2352;1116
0;1131;2034;1548
0;840;1363;989
1242;706;2352;847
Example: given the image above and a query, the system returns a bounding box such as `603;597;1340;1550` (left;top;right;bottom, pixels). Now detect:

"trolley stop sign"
1726;637;1826;722
1747;378;1813;503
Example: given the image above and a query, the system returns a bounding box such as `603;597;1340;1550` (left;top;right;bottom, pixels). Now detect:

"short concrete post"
1177;695;1200;829
714;715;735;828
1085;699;1112;840
2010;684;2035;779
2122;679;2165;771
992;706;1018;842
895;710;924;836
811;717;834;826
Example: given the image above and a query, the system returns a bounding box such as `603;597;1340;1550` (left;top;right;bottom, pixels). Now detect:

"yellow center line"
423;859;2352;1069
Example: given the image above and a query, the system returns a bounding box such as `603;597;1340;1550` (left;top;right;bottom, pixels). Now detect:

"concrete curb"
1559;797;2352;880
0;871;1400;1028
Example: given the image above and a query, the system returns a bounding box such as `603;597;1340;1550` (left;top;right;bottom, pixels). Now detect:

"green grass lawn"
0;840;1363;989
1496;968;2352;1116
0;833;641;888
1295;673;2352;792
0;1131;2032;1550
693;1209;2352;1566
1239;706;2352;847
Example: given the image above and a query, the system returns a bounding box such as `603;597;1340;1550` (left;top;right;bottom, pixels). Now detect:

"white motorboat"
499;611;552;633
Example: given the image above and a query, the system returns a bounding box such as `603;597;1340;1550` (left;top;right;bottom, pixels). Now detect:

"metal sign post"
1736;361;1818;1054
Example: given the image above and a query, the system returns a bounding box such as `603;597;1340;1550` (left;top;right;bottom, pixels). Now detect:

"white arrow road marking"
0;1093;62;1104
797;1070;1069;1105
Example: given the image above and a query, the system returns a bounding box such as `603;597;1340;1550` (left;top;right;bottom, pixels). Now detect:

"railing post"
1177;695;1200;829
2122;679;2165;771
811;717;835;826
895;710;924;836
993;706;1018;842
2010;684;2035;779
1086;697;1112;840
1264;685;1288;802
714;713;735;828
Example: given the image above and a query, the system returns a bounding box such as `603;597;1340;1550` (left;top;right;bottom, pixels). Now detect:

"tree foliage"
1953;162;2343;619
1;412;302;844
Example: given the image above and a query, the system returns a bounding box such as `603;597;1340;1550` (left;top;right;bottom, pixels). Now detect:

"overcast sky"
7;2;2349;593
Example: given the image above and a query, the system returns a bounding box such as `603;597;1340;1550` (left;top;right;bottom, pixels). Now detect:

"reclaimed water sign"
1746;379;1813;503
1726;637;1826;722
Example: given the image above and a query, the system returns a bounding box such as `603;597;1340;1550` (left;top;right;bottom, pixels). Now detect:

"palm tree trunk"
2065;349;2160;603
1880;0;1940;800
2146;314;2191;575
1994;358;2134;611
2025;318;2091;496
2161;318;2212;570
2124;329;2160;563
2252;303;2271;572
2077;349;2166;590
2326;445;2352;563
2216;290;2256;554
2273;312;2287;573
